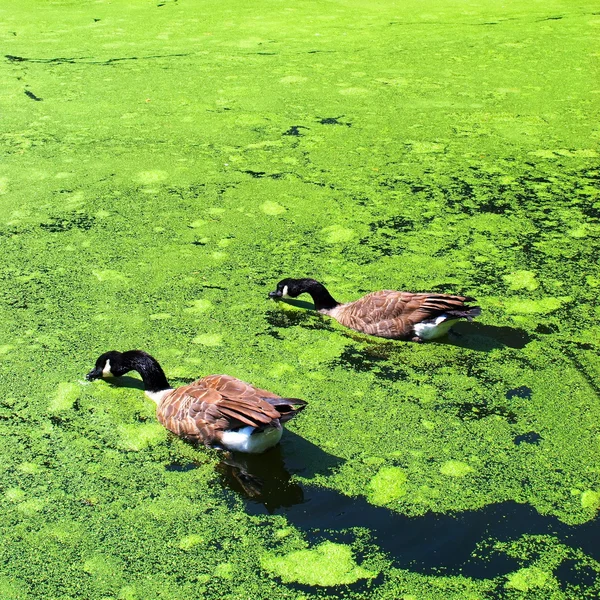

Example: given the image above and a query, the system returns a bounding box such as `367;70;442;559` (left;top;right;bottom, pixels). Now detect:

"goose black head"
268;278;320;300
86;350;129;380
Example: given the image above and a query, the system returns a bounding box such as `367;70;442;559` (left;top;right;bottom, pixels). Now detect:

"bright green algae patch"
261;541;377;586
368;466;408;505
1;0;600;598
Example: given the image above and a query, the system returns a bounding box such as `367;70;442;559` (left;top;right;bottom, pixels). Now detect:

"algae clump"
368;466;408;505
117;423;166;451
503;270;539;291
192;333;224;346
504;297;569;314
261;541;377;586
581;490;600;510
48;382;80;413
261;200;287;215
321;225;356;243
440;461;474;477
505;566;551;592
178;534;204;550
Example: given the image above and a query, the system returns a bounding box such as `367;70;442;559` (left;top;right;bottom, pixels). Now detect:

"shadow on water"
269;298;316;311
211;433;600;585
104;374;199;390
105;375;145;390
442;321;532;350
265;301;335;338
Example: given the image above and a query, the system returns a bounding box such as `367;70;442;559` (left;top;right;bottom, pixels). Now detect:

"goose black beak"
268;290;282;300
86;369;100;381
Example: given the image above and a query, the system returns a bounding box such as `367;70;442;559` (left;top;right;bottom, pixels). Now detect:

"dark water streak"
215;435;600;585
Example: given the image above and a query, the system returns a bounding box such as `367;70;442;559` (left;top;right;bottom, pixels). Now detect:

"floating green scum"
0;0;598;598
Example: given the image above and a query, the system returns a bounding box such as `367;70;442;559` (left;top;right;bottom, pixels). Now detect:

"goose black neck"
121;351;171;393
304;280;339;311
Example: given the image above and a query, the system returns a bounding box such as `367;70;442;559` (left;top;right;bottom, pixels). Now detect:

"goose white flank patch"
269;277;481;342
86;350;306;453
220;426;283;454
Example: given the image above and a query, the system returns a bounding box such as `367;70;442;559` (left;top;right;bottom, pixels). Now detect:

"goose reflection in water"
216;430;343;513
217;444;304;513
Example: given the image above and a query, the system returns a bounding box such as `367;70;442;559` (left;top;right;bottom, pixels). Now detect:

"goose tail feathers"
261;397;308;423
446;306;482;322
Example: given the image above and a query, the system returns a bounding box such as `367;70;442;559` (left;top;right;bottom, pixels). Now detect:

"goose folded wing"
213;378;307;420
214;397;280;427
349;291;429;322
200;374;280;399
415;294;474;317
184;383;282;430
344;291;476;332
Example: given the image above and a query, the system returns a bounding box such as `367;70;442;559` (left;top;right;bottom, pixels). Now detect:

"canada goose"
86;350;306;453
268;278;481;342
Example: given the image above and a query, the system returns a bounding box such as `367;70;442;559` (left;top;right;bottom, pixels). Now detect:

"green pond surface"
1;0;599;598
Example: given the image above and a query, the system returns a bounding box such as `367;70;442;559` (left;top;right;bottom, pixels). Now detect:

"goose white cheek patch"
102;359;114;378
281;285;290;299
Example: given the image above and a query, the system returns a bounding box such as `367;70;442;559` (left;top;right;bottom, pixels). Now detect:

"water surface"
0;0;599;598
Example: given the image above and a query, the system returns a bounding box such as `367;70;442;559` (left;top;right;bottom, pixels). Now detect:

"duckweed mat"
1;0;599;598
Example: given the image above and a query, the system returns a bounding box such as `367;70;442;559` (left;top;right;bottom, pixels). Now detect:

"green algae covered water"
1;0;599;597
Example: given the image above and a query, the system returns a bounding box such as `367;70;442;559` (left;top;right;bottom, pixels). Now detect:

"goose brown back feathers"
331;290;479;339
157;374;306;446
